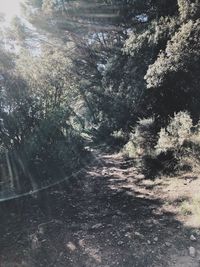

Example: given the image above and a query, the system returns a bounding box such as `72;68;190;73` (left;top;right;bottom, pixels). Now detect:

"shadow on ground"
0;151;200;267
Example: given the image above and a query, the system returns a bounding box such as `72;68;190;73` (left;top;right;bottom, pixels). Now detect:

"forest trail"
1;150;200;267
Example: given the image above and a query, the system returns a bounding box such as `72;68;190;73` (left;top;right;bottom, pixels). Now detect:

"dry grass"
179;196;200;226
153;172;200;228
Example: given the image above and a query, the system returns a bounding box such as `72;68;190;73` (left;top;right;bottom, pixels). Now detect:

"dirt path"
0;150;200;266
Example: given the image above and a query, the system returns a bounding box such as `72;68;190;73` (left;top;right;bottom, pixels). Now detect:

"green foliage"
156;111;193;154
124;17;179;57
123;117;156;158
16;47;76;111
123;0;200;122
178;0;200;20
145;19;200;89
0;45;86;194
19;108;85;189
123;112;200;177
2;0;200;188
154;112;200;174
7;16;29;44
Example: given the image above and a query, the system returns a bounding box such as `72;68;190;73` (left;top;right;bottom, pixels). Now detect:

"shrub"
124;111;200;178
156;111;200;173
156;111;193;155
0;108;87;194
123;117;156;158
110;129;128;148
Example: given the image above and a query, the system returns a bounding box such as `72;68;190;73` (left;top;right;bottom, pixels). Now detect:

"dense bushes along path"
0;150;200;267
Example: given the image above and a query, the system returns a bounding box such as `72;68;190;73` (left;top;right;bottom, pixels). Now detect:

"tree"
0;38;86;195
23;1;200;126
125;0;200;122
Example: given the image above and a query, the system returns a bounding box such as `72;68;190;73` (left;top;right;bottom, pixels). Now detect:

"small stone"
66;242;76;252
165;242;171;247
190;235;197;241
30;235;40;250
154;237;158;242
189;246;196;258
102;169;108;176
135;232;140;236
134;232;143;238
147;240;151;244
79;239;85;247
125;232;131;238
92;223;103;229
118;241;124;245
135;174;145;179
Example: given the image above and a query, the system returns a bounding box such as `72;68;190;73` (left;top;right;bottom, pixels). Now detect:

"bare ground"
0;150;200;267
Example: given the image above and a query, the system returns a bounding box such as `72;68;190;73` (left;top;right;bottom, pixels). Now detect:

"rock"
154;237;158;242
92;223;103;229
165;242;171;247
134;232;144;238
190;235;197;241
102;169;108;176
66;242;76;252
125;232;131;238
189;246;196;258
147;240;151;245
135;174;145;179
79;239;85;247
118;241;124;245
30;234;40;250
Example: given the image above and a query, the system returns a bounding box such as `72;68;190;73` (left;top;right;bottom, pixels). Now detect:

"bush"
123;117;156;158
123;111;200;178
0;108;87;194
156;111;193;155
156;111;200;173
110;129;128;148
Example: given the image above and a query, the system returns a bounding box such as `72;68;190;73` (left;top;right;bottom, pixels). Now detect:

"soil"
0;150;200;267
